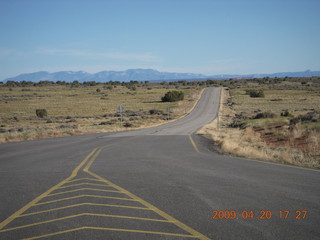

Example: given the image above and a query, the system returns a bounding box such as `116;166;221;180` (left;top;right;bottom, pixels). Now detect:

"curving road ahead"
0;87;319;240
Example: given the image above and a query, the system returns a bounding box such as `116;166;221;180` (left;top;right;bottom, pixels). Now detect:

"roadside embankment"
198;88;320;169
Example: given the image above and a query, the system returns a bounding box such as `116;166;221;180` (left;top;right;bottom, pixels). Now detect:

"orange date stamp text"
211;210;308;220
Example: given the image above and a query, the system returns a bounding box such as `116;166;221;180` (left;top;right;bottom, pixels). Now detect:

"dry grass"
0;85;198;118
0;84;201;143
198;87;320;169
231;87;319;117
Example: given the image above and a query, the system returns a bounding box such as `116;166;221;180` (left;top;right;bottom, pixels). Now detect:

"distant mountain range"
3;69;320;83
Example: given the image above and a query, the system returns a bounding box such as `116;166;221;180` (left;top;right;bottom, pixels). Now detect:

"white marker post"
166;106;170;120
118;105;124;123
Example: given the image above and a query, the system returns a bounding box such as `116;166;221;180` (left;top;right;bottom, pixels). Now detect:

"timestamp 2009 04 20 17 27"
212;210;308;220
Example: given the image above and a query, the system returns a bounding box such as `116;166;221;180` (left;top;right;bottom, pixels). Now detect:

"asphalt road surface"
0;87;319;240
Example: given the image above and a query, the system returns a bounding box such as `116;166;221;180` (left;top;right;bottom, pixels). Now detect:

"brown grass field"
0;83;201;142
1;78;320;168
199;78;320;169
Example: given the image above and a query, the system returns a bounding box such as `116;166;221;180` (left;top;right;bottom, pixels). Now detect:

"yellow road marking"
24;226;197;240
67;178;104;183
19;203;150;217
189;135;202;154
0;147;100;230
34;194;136;206
1;140;211;239
0;213;171;233
48;188;121;196
57;182;111;189
85;170;211;240
83;147;103;172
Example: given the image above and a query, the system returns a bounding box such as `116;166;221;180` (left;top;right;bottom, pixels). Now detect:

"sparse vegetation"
149;109;164;115
161;90;184;102
253;112;276;119
246;89;265;98
2;76;319;169
0;81;201;143
36;109;47;118
199;77;320;169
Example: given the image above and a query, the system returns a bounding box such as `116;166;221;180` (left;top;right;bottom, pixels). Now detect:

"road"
0;87;319;240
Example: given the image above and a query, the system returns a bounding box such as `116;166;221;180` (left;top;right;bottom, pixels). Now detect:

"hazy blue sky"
0;0;319;80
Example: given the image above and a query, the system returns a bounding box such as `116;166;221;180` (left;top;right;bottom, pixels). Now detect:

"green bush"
245;89;265;98
161;91;184;102
36;109;48;118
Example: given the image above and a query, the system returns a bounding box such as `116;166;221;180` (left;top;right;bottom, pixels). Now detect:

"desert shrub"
290;118;300;125
149;109;164;115
253;112;276;119
124;110;138;117
99;121;115;125
281;110;292;117
96;88;101;92
36;109;48;118
290;111;320;125
245;89;265;98
123;122;133;128
229;120;247;129
161;90;184;102
127;85;136;91
0;128;7;133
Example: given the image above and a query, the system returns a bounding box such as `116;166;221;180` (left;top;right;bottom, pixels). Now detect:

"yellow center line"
34;194;137;206
189;135;202;154
19;203;151;218
24;226;198;240
83;147;103;172
47;188;121;197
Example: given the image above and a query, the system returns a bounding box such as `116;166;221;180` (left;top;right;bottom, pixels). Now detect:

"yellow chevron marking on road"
34;194;136;206
0;213;172;233
85;170;211;240
19;203;151;217
0;147;100;230
47;188;121;196
0;141;211;240
57;182;111;189
26;226;199;240
67;177;104;183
